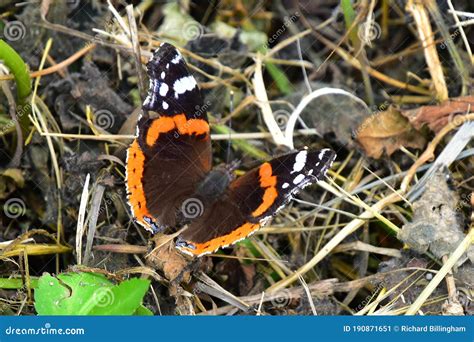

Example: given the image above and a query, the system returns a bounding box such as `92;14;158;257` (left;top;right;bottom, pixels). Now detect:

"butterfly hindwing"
177;149;336;256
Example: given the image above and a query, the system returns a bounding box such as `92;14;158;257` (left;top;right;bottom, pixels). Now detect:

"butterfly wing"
177;148;336;256
126;43;212;232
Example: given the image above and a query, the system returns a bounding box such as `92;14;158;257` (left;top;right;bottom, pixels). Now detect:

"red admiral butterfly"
126;43;336;256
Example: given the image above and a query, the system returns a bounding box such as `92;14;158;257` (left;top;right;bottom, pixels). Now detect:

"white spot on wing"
171;53;182;64
162;101;169;109
160;71;165;79
159;83;169;96
292;150;307;173
282;182;289;189
293;174;305;185
173;76;197;98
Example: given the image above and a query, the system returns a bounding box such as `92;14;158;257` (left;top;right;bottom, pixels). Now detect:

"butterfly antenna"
225;90;234;164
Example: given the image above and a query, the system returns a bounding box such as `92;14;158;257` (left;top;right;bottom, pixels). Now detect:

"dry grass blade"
298;275;317;315
83;184;105;266
0;229;71;259
447;0;473;63
76;174;90;265
195;273;251;312
406;0;448;101
126;4;147;100
333;241;402;259
252;55;288;147
1;245;71;258
30;39;61;190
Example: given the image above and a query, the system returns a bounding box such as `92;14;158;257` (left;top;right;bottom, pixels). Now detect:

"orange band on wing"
146;114;209;147
177;118;210;137
126;140;152;226
178;222;260;256
251;162;278;217
146;117;175;146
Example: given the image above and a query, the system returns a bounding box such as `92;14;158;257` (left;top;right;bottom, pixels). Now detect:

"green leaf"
0;277;38;289
340;0;359;47
211;123;270;161
239;30;268;51
0;39;31;134
88;278;151;315
256;45;292;95
34;272;150;316
0;39;31;101
265;62;292;95
134;305;153;316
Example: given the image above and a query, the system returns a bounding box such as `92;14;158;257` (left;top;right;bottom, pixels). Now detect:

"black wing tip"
321;148;337;164
306;148;336;164
318;148;336;179
143;42;204;115
147;43;183;75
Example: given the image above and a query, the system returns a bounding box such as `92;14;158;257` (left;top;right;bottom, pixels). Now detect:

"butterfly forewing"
126;43;212;232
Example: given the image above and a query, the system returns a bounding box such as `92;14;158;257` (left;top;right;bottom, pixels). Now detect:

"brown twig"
0;43;96;81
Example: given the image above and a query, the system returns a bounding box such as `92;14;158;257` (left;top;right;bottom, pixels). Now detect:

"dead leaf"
356;106;426;158
401;96;474;133
145;235;192;284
